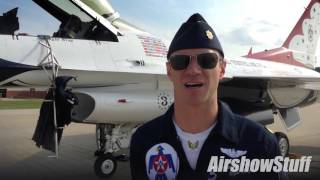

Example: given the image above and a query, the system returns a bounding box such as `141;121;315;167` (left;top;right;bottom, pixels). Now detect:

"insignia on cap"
206;30;214;40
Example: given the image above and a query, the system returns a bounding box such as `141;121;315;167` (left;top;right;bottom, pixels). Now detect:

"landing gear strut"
94;124;116;177
93;123;136;178
95;124;112;156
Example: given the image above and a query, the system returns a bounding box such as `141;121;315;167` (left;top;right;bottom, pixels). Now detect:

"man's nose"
185;57;201;75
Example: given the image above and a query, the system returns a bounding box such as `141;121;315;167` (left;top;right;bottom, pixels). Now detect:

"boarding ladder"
38;35;61;158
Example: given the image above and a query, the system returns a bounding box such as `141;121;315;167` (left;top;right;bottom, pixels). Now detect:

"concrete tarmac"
0;109;130;180
0;104;320;180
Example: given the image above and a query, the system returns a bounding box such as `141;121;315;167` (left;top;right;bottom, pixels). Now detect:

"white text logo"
207;156;312;173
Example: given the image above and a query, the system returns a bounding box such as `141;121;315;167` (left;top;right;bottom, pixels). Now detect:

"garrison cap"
167;13;224;58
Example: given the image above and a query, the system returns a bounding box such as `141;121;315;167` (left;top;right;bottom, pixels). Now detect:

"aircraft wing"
224;57;320;82
219;56;320;130
222;56;320;105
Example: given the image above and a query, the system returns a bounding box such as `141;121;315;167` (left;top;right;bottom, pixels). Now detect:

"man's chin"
181;97;207;106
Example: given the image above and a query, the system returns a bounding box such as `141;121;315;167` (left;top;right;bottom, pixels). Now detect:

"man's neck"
173;100;218;133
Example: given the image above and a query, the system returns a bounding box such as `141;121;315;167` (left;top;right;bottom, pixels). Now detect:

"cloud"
222;27;261;46
221;17;284;49
243;18;280;32
255;20;280;33
274;38;284;46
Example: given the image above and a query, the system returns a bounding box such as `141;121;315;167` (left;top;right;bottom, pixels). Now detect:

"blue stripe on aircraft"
0;58;39;82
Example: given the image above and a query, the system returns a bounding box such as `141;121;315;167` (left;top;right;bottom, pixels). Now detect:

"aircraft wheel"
275;132;289;157
94;154;117;178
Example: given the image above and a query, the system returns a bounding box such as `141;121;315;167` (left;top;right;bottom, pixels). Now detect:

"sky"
0;0;312;58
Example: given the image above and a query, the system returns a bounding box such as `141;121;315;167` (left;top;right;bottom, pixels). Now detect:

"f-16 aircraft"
1;0;320;178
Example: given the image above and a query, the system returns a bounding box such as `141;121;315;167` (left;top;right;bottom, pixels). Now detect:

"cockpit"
0;0;119;42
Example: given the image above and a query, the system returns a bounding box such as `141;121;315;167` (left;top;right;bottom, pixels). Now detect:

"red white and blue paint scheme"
146;143;179;180
1;0;320;177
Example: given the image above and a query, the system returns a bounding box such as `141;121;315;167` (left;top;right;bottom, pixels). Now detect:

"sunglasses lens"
169;55;190;70
197;53;219;69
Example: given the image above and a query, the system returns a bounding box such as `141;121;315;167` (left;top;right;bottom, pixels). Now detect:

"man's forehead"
170;48;220;56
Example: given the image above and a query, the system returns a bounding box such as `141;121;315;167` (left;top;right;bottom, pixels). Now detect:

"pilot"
130;13;283;179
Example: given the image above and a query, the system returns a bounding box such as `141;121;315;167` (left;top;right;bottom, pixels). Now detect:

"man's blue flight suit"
130;101;281;180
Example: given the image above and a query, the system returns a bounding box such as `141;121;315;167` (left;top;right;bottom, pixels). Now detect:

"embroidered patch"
146;143;179;179
220;147;247;158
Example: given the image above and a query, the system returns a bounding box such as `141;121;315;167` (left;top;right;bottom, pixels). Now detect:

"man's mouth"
184;82;204;88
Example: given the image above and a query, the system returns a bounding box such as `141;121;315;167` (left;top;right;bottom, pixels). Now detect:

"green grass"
0;99;42;109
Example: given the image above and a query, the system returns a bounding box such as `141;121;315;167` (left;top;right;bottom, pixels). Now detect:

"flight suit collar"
160;101;240;144
160;105;178;140
210;101;240;144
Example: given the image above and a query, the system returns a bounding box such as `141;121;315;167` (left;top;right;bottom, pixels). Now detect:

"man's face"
166;48;226;105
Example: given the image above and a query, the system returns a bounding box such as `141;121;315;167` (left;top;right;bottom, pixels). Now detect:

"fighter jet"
1;0;320;177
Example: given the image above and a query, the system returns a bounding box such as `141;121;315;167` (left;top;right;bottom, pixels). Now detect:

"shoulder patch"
145;143;179;179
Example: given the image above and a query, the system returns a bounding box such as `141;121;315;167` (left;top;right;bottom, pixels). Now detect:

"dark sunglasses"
169;53;220;70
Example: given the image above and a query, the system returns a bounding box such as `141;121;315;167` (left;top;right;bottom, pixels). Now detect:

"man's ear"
166;62;173;81
219;59;226;79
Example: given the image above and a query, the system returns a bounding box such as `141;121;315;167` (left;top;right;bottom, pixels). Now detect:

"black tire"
94;154;117;178
275;132;290;157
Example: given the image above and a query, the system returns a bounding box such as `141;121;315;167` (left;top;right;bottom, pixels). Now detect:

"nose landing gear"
93;123;136;178
94;153;117;178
